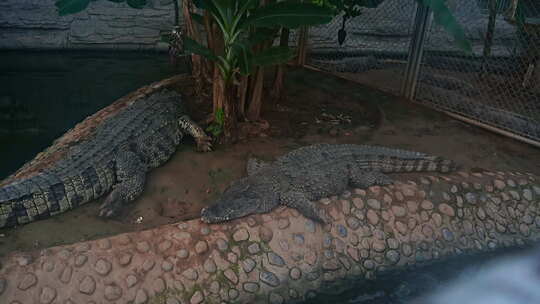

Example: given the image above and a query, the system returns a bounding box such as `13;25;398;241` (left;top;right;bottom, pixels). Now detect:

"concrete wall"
0;0;177;50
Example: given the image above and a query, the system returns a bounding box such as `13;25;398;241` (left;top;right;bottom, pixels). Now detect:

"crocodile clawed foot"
99;191;124;218
196;136;213;152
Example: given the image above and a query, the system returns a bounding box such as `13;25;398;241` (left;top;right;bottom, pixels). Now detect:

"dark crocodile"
0;88;211;228
201;144;456;223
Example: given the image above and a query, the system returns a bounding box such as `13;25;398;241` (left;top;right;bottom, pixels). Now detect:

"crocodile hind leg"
178;115;212;152
280;191;328;224
99;151;146;217
348;169;394;188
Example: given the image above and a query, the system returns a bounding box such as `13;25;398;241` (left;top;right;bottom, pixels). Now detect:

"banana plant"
183;0;334;84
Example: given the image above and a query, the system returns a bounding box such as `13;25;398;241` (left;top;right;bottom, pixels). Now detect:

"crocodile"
201;143;456;224
0;89;212;228
0;171;538;303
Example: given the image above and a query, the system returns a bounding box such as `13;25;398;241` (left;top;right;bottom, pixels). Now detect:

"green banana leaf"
241;2;334;29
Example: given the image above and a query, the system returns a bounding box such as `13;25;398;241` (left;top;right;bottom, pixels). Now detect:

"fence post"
401;2;432;100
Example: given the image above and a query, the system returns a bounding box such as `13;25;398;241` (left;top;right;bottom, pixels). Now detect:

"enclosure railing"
301;0;540;147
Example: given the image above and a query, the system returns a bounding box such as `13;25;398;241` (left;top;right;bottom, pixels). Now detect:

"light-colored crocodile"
0;171;538;303
201;144;456;224
0;87;211;228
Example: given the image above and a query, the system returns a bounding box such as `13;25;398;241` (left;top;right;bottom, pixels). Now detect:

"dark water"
0;51;185;180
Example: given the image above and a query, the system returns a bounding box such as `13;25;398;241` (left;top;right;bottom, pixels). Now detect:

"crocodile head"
200;176;275;224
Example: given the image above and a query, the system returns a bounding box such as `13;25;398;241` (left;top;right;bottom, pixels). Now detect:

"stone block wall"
0;0;177;50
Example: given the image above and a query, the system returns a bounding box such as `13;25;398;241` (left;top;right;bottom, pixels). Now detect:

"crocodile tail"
380;155;458;173
0;172;78;228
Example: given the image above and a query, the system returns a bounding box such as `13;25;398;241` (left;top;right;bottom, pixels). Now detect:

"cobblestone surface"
0;172;539;303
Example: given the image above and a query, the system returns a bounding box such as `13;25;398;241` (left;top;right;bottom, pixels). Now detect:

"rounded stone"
18;273;37;290
228;288;239;300
224;269;239;284
293;233;305;245
396;221;408;235
278;218;290;229
200;226;211;235
422;225;434;238
209;281;220;294
177;249;189;259
60;266;73;283
259;226;274;242
279;239;289;251
158;240;172;252
432;213;443;227
421;200;434;210
402;243;413;257
242;258;256;273
227;252;238;263
269;292;284;304
118;253;132;266
391;205;407;217
58;249;71;260
182;269;198;281
203;259;217;273
104;285;122;301
352;197;364;209
216;239;229;251
385;250;400;265
195;241;208;254
136;241;151;253
162;260;174;272
442;228;454;241
142;260;155;272
437;203;456;218
40;286;57;304
42;261;55;272
233;228;250;242
268;252;285;266
79;276;96;294
289;267;302;280
260;271;280;287
465;193;477;204
367;199;381;210
153;278;166;293
126;274;138;288
387;238;399;250
243;282;259;293
336;224;348;237
304;219;316;234
363;260;376;270
98;239;112;250
247;243;261;254
367;210;379;225
75;255;88;267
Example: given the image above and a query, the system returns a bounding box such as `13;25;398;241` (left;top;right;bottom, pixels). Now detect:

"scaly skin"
201;144;456;223
0;171;539;303
0;89;212;228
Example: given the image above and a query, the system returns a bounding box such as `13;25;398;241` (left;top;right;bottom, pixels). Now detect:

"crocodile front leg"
280;190;328;223
99;151;146;217
178;115;212;152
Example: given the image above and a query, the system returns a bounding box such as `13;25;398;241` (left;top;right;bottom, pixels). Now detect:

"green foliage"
55;0;147;16
206;108;225;137
184;0;334;83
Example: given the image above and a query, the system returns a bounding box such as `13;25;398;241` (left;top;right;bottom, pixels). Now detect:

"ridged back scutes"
275;144;430;168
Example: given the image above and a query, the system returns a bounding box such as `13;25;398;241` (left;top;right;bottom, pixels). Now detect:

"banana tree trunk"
271;28;290;102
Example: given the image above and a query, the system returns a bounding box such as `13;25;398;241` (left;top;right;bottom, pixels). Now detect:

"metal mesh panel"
304;0;418;94
415;0;540;141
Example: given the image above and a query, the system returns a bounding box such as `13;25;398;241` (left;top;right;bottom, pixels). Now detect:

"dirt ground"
0;67;539;257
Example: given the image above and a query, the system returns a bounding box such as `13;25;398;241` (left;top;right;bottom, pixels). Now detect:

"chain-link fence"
304;0;540;145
